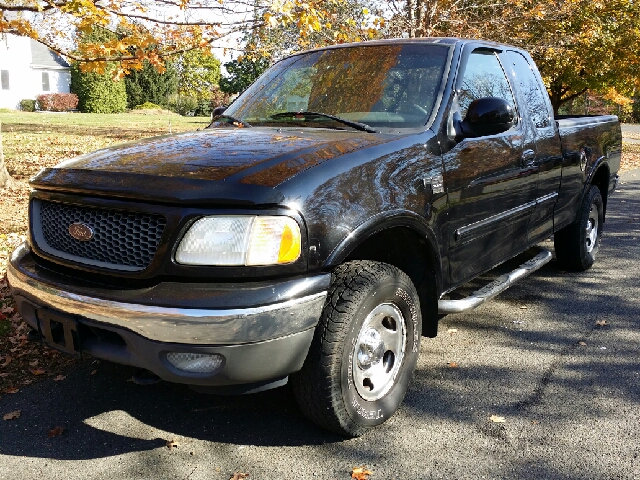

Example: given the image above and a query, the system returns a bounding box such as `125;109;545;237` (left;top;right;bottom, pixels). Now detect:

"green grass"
0;111;210;180
0;111;211;240
0;110;209;130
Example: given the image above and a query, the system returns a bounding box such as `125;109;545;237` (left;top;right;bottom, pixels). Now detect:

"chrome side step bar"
438;248;552;314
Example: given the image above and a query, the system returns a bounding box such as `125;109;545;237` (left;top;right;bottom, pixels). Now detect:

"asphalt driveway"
1;171;639;480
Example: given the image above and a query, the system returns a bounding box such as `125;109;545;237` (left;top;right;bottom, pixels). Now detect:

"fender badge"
68;223;94;241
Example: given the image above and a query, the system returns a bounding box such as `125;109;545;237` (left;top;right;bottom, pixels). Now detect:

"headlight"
175;216;301;266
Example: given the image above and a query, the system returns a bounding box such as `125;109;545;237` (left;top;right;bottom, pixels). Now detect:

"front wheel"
554;185;604;271
291;261;421;437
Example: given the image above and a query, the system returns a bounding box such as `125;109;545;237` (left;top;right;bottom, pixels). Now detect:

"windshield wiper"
270;111;377;133
212;114;251;128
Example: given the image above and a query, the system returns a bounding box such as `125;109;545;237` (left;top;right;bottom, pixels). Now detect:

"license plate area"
36;309;81;357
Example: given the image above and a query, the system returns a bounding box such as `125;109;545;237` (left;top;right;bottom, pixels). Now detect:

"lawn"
0;111;209;236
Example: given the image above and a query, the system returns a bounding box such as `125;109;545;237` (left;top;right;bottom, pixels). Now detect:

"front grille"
36;200;166;271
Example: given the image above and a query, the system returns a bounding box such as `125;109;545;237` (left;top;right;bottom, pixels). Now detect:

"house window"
42;72;50;92
1;70;9;90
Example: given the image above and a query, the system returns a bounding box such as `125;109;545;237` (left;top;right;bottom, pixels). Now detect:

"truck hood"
31;127;393;205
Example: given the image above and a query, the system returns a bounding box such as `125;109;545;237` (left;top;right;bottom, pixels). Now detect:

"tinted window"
42;72;50;92
224;44;450;130
1;70;9;90
506;51;551;128
458;50;515;120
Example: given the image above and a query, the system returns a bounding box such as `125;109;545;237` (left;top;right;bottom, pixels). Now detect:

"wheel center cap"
357;328;385;369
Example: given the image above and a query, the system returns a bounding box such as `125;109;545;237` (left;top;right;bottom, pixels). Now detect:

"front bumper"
7;242;329;387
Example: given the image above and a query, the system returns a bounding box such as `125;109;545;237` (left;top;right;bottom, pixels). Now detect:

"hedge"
36;93;79;112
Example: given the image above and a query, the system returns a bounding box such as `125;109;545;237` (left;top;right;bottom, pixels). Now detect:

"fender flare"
324;209;444;295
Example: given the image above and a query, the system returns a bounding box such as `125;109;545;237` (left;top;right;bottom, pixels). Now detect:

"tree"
176;49;221;100
126;60;178;108
70;27;128;113
220;57;271;95
0;1;376;76
377;0;640;114
505;0;640;114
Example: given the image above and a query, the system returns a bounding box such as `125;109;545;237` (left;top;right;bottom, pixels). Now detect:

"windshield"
221;44;450;131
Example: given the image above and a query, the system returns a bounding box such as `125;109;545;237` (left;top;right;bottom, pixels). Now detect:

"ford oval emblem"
68;223;94;241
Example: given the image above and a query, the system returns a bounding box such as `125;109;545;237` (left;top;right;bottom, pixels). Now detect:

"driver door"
442;47;538;285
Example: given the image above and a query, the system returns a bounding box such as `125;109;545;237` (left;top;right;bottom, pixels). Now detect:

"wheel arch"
588;160;610;221
324;211;443;338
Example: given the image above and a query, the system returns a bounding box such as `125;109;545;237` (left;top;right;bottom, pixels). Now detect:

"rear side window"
458;50;515;120
505;51;551;128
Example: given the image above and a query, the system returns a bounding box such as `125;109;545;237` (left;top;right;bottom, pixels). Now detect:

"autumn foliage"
36;94;79;112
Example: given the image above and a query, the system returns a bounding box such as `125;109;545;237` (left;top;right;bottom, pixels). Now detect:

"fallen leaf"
0;373;9;377
47;426;65;438
595;320;608;327
0;356;12;368
448;362;459;368
166;439;179;450
90;370;97;375
229;472;249;480
29;359;38;367
3;410;21;421
30;368;46;376
490;415;506;423
5;387;19;394
352;466;373;480
53;375;66;381
447;328;458;334
578;341;587;346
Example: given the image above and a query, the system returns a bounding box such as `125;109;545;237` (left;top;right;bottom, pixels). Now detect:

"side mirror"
459;97;515;138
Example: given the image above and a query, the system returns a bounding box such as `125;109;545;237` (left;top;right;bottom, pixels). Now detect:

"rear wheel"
291;261;421;437
554;185;604;271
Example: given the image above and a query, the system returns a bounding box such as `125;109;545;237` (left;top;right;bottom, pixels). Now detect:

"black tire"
554;185;604;271
291;260;422;437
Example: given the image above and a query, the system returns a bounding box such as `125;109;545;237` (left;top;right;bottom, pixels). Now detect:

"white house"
0;34;71;110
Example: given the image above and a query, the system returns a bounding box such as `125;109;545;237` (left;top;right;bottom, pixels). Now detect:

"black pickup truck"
8;38;621;436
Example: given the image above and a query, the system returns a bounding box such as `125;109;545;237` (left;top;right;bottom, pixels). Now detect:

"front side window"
458;50;516;120
42;72;50;92
1;70;9;90
221;44;450;131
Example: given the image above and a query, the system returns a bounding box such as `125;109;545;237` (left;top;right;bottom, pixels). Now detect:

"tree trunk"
0;121;15;190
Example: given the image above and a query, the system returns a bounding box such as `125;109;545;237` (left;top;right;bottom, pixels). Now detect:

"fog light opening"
165;352;224;374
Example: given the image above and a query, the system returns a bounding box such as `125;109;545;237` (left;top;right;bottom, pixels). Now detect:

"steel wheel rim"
352;303;406;401
585;202;599;253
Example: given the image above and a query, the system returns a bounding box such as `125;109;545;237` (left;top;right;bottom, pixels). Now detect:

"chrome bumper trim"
8;243;326;345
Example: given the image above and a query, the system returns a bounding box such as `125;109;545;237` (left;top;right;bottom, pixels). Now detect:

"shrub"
36;93;79;112
134;102;163;110
70;63;127;113
166;95;198;116
19;99;37;112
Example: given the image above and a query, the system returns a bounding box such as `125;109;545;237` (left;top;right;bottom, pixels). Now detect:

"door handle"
521;149;536;167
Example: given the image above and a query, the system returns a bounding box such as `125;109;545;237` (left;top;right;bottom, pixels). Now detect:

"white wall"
0;34;70;109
